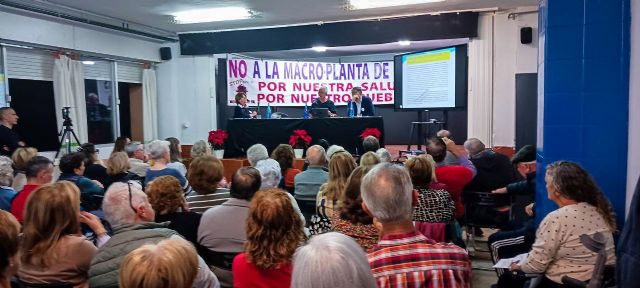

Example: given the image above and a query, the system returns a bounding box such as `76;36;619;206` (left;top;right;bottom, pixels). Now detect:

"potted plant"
360;128;382;140
289;129;312;158
208;129;229;159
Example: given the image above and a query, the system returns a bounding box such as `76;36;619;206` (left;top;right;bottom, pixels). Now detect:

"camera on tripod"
62;106;73;127
56;106;80;158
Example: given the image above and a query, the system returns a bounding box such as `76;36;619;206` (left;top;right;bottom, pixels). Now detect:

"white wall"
492;8;538;147
0;10;164;62
156;43;217;144
627;0;640;213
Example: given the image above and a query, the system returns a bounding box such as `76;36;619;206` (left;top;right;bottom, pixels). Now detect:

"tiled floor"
468;228;499;287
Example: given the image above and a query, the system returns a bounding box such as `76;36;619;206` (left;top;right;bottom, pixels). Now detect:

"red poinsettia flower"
360;128;381;140
208;129;229;149
289;129;312;149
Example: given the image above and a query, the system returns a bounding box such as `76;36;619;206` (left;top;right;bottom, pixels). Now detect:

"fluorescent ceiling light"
349;0;445;10
172;7;252;24
398;40;411;46
312;46;328;52
82;61;95;65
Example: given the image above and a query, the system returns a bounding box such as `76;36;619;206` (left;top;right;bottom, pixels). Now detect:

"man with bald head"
464;138;521;192
362;163;471;287
294;145;328;201
0;107;24;156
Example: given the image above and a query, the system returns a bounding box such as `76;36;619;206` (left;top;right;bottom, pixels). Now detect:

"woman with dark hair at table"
233;92;257;119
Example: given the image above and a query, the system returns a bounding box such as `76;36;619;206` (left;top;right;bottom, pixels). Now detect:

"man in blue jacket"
349;86;375;116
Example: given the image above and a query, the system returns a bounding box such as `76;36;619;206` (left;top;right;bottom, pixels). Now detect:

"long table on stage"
225;117;385;158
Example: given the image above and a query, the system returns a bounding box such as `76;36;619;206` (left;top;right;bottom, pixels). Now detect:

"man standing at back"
0;107;24;157
362;163;471;287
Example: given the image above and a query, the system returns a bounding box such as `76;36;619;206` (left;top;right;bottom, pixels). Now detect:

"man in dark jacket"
464;138;522;192
348;86;375;116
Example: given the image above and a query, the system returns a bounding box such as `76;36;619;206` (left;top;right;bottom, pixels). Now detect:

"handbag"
308;198;333;235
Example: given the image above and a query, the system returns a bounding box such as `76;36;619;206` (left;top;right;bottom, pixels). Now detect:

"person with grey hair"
311;86;337;116
362;163;471;287
246;144;269;166
144;140;193;195
191;140;212;159
255;159;306;229
0;156;15;211
292;232;377;288
294;145;328;205
376;148;392;163
125;142;149;178
89;182;219;288
464;138;521;193
325;145;345;161
361;136;379;154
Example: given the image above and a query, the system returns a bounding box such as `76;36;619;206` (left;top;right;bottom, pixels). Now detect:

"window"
9;79;59;151
84;79;115;144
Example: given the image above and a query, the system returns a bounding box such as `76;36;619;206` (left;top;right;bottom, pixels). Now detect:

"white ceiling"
15;0;537;33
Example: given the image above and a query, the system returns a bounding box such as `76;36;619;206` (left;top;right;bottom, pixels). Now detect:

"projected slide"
401;47;456;109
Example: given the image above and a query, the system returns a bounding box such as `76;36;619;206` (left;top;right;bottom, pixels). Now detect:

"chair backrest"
463;191;510;207
18;279;72;288
561;232;615;288
201;249;240;271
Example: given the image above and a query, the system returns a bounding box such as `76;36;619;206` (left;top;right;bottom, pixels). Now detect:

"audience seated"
198;167;261;287
19;182;108;287
0;210;20;288
10;156;53;222
359;151;380;167
292;232;377;288
144;140;193;195
255;159;306;227
147;176;203;252
186;155;230;213
375;148;391;163
316;151;356;219
502;161;617;288
119;238;199;288
165;137;187;176
103;152;143;189
191;140;212;159
246;144;269;167
426;137;476;220
57;152;105;212
271;144;301;193
89;182;218;288
405;156;454;223
361;136;380;154
232;188;304;288
294;145;328;202
10;147;37;191
325;145;346;161
436;129;461;166
0;157;15;212
80;143;109;186
492;145;537;221
125;142;149;178
330;166;378;251
112;136;130;155
464;138;522;192
362;163;471;287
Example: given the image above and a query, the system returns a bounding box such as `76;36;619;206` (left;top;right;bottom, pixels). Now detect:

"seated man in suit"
349;86;375;116
311;86;337;117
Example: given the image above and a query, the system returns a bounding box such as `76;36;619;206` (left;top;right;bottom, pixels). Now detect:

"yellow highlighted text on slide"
407;52;451;65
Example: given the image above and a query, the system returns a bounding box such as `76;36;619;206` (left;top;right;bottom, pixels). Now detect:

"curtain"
467;13;494;147
142;69;158;142
53;55;88;144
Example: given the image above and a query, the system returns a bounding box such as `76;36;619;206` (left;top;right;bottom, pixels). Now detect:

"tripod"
55;117;81;159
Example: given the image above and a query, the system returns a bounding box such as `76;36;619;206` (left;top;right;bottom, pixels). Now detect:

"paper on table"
493;253;529;269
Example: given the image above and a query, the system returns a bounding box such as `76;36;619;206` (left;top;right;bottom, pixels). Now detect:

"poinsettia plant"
289;129;312;149
360;128;382;140
208;129;229;150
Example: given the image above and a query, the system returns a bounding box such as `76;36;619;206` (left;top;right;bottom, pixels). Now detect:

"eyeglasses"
127;182;137;213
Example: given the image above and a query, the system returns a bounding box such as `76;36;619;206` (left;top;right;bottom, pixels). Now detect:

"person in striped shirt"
361;163;472;288
186;155;230;214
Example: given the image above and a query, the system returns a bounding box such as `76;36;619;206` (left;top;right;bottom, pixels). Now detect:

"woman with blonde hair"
359;151;380;167
103;152;142;189
11;147;38;191
0;211;20;288
232;188;304;287
405;156;454;223
18;181;108;287
147;175;202;250
119;238;199;288
316;151;356;219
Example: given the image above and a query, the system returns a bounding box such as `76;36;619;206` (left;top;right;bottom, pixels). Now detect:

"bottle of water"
266;103;272;119
303;103;309;119
348;101;354;118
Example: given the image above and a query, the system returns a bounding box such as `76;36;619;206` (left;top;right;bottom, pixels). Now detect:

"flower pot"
294;148;304;159
214;149;225;159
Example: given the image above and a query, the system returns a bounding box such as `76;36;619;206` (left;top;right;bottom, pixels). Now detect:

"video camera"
62;106;73;127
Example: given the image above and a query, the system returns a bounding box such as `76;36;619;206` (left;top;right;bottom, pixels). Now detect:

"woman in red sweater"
232;188;305;288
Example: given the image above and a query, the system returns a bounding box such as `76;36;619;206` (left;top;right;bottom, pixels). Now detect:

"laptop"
311;108;330;118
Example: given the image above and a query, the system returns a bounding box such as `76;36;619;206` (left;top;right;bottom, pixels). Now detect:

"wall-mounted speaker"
160;47;172;60
520;27;533;44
